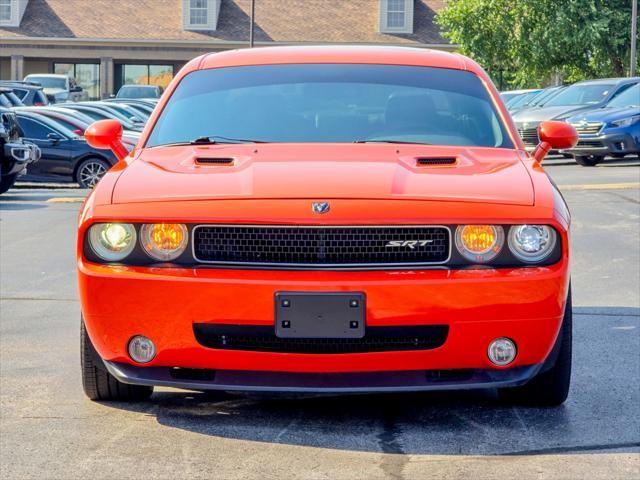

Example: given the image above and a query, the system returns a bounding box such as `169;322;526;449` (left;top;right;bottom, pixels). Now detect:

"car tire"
498;287;572;407
75;158;110;189
574;155;603;167
0;173;18;194
81;319;153;402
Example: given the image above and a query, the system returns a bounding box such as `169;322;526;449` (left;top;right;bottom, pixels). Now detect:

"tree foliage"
435;0;638;89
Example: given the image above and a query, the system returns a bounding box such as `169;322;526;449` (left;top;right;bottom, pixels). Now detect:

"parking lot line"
558;182;640;191
45;197;86;203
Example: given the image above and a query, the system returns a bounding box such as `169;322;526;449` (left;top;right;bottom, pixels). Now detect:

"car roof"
573;77;640;86
24;74;67;79
198;46;474;73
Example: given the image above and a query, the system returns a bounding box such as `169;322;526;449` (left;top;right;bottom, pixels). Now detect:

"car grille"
193;324;449;354
192;225;450;267
517;126;539;146
572;122;603;135
575;140;605;148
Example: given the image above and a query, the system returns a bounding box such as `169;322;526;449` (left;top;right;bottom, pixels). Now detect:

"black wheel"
499;288;572;406
81;320;153;401
0;173;18;194
75;158;110;188
574;155;603;166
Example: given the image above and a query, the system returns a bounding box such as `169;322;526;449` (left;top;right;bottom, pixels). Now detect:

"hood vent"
416;157;457;166
196;157;234;166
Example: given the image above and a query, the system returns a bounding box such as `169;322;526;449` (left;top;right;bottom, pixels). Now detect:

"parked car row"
502;77;640;166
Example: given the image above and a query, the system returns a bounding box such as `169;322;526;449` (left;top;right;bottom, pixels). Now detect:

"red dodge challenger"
78;46;578;406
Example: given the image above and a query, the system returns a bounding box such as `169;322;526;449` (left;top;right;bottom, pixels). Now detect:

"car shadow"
97;305;640;456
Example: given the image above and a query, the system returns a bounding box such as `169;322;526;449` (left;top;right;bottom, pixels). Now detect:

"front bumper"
562;131;640;156
104;361;542;393
79;258;570;381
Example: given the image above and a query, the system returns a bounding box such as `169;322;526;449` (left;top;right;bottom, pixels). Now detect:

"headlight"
140;223;188;261
455;225;504;263
88;223;136;261
508;225;557;263
611;115;640;127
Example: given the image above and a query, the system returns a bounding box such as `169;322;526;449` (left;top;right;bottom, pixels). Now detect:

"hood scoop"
416;157;457;166
195;157;235;166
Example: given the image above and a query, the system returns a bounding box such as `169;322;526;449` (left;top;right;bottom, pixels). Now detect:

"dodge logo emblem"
312;202;330;214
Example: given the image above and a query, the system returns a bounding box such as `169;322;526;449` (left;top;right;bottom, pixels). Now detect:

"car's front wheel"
75;158;110;189
498;288;572;406
0;173;18;194
574;155;603;167
81;320;153;401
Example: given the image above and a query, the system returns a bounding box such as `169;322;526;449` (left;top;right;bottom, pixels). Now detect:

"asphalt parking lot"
1;158;639;479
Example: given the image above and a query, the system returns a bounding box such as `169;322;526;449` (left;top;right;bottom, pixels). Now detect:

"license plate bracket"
275;292;365;339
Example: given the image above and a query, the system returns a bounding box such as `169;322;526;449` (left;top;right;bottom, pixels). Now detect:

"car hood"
42;88;66;96
566;106;639;124
512;104;600;124
111;144;534;206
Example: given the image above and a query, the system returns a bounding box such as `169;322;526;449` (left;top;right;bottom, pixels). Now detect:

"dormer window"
189;0;207;26
379;0;414;34
0;0;13;24
183;0;221;31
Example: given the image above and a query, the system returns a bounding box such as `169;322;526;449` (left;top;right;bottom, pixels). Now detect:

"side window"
17;117;55;139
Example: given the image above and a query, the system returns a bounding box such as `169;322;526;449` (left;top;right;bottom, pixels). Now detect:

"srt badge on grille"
385;240;434;249
312;202;330;214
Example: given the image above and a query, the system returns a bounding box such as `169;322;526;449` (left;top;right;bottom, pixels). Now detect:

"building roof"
0;0;449;46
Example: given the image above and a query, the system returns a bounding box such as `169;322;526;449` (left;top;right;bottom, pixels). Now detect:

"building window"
379;0;414;34
387;0;405;28
117;64;174;92
0;0;12;23
54;62;100;100
189;0;207;25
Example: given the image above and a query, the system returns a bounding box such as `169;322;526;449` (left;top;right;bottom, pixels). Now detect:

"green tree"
436;0;638;89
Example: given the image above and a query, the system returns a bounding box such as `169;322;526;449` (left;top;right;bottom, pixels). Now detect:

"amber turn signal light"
140;223;188;261
455;225;504;263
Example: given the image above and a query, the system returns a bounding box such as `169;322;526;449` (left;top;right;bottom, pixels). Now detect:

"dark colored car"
0;107;40;193
0;87;25;108
513;77;640;149
563;83;640;165
0;81;49;106
115;84;163;99
16;107;140;152
14;110;118;188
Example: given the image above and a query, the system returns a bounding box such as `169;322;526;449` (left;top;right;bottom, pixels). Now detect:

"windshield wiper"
190;135;270;145
353;139;432;145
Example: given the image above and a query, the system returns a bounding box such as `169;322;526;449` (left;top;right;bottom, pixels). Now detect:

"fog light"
488;338;517;366
128;335;156;363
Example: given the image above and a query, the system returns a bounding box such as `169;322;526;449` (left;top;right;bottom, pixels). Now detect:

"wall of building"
0;57;10;79
23;59;50;77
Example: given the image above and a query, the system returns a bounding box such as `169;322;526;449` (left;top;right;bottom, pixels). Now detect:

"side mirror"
532;121;578;163
47;132;63;143
85;119;129;161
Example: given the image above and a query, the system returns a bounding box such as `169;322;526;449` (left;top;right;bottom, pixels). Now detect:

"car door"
17;116;74;176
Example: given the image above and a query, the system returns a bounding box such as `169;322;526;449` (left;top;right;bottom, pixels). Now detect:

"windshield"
607;84;640;108
147;64;512;148
118;86;158;99
544;83;614;107
25;76;67;90
508;91;541;109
